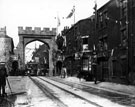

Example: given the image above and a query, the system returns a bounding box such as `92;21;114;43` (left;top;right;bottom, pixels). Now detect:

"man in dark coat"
92;54;97;84
0;64;8;97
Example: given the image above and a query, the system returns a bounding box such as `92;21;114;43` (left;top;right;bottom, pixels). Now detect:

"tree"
56;35;64;50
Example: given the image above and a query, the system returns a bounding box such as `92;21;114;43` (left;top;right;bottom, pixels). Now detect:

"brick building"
92;0;135;84
62;0;135;84
62;16;95;78
96;0;121;82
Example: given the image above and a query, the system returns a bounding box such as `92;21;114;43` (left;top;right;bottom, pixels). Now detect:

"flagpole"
73;5;76;53
73;5;75;25
93;0;97;50
55;12;61;39
57;12;59;36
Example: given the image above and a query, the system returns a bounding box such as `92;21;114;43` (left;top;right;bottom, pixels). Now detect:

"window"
103;11;108;27
103;42;108;51
121;29;127;40
133;0;135;7
121;29;127;47
122;7;127;17
120;0;127;18
99;14;103;28
99;11;108;28
133;1;135;18
83;38;88;44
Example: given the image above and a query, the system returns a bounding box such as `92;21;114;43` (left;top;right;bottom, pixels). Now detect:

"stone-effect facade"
0;27;14;73
16;26;57;76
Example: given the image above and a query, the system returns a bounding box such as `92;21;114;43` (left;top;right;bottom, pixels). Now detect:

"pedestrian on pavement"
37;68;40;76
0;63;8;97
61;64;67;78
92;54;97;84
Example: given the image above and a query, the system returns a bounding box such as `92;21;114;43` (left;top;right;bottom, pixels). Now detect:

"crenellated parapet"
0;27;6;36
18;26;56;36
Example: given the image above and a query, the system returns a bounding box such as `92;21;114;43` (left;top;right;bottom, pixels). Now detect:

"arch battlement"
0;27;6;35
18;26;56;35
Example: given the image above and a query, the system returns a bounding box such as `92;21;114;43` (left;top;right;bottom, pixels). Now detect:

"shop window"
103;61;109;79
82;58;88;71
103;42;108;51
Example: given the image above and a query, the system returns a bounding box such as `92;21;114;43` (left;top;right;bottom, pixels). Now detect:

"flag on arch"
66;6;75;19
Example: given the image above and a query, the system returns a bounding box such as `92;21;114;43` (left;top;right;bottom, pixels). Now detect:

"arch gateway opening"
16;27;57;76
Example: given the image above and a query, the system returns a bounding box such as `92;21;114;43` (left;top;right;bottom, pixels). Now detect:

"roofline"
97;0;112;11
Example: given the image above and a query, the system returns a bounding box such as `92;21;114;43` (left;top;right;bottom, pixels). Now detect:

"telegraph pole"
127;0;132;75
93;0;98;83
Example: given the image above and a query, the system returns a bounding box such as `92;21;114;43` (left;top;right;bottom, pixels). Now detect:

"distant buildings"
32;44;49;69
0;27;14;73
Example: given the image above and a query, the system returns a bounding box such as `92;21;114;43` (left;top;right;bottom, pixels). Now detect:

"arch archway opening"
25;40;50;76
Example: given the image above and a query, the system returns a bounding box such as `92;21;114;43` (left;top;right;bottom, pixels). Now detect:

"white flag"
66;6;75;19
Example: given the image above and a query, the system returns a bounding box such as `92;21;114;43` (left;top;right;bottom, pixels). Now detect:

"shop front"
80;52;93;81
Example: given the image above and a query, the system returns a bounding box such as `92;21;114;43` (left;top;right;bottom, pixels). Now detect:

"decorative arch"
25;39;50;50
16;26;57;76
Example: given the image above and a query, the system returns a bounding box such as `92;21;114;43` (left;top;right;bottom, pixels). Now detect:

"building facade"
62;16;95;79
0;27;14;73
62;0;135;84
96;0;121;82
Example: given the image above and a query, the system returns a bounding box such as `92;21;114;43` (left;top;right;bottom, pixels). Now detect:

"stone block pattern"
18;26;56;35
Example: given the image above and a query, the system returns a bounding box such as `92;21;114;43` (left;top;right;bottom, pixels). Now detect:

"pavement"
63;76;135;97
0;76;135;107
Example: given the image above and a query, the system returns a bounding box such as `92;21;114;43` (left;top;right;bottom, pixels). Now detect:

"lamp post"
93;0;98;83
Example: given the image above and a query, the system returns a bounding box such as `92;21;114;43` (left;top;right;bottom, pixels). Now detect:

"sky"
0;0;109;62
0;0;110;46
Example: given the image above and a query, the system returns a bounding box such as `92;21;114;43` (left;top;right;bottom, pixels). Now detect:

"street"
2;76;135;107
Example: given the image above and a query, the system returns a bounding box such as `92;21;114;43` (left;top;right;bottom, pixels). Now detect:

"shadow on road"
0;92;26;107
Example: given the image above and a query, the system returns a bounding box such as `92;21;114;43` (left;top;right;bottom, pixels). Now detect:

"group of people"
0;63;8;97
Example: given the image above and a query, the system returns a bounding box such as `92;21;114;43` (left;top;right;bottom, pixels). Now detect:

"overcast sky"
0;0;109;47
0;0;110;62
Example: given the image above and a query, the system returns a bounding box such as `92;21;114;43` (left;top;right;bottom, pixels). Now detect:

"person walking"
0;63;8;97
92;54;97;84
61;64;67;78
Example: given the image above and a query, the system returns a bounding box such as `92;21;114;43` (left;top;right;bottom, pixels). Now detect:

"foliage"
56;35;64;50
